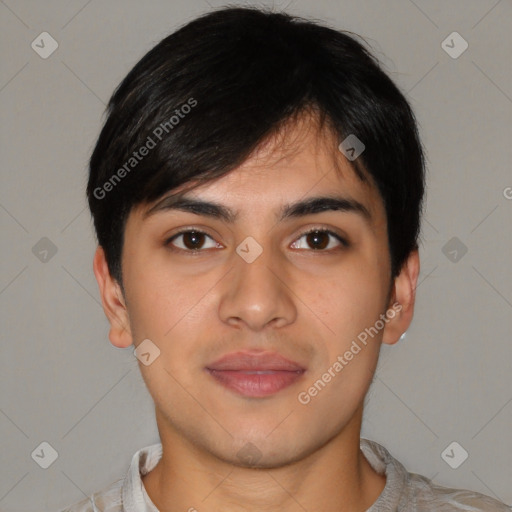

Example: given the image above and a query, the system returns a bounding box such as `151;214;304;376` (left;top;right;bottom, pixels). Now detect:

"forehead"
137;113;385;226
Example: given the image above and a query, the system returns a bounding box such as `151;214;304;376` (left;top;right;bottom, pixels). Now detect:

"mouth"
205;351;306;398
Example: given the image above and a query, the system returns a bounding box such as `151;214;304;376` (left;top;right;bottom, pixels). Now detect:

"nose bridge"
218;237;296;330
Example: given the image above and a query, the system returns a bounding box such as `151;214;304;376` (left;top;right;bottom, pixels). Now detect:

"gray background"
1;0;511;510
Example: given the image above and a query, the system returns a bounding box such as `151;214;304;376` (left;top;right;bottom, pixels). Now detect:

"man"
62;6;510;512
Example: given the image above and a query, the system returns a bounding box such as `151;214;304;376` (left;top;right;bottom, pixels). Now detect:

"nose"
218;241;297;331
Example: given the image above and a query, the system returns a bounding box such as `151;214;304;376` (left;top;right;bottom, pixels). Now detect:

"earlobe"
92;246;133;348
382;249;420;345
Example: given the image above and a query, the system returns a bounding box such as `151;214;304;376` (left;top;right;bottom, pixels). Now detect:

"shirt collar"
360;438;409;511
122;442;163;512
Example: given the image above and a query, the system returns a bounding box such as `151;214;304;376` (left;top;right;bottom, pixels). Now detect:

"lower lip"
206;369;305;397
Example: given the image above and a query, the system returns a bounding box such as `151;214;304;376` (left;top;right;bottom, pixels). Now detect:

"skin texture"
93;114;420;511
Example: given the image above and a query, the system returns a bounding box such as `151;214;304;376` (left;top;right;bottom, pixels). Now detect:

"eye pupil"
183;231;204;250
307;231;328;250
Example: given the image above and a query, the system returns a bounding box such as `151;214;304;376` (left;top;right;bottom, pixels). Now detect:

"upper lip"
206;351;306;372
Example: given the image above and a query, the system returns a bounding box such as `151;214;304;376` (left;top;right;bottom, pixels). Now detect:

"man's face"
119;119;394;467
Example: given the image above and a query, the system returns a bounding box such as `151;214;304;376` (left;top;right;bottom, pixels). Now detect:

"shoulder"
58;478;123;512
360;439;510;511
403;471;511;511
59;442;162;512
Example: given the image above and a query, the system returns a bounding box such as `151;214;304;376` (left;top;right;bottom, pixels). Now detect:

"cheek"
308;258;387;344
124;257;220;348
123;256;178;341
296;265;386;417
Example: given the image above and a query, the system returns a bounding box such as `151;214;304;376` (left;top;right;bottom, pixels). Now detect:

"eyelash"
164;227;349;254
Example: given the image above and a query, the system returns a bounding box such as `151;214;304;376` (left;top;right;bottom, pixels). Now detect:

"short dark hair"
87;6;425;287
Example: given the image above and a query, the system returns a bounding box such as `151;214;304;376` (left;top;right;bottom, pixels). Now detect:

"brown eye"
291;229;348;251
306;231;329;250
167;230;218;251
182;231;205;249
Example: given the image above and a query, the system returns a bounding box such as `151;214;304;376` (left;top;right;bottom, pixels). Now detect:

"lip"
207;351;306;372
206;351;306;398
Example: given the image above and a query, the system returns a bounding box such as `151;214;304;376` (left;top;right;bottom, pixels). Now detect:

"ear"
382;248;420;345
93;246;133;348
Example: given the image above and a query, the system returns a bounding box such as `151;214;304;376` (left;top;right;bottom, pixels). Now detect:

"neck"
142;405;386;512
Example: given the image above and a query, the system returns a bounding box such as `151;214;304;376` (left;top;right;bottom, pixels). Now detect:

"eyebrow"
143;193;372;225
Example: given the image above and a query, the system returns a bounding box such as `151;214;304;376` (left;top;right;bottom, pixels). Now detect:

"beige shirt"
60;438;510;511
